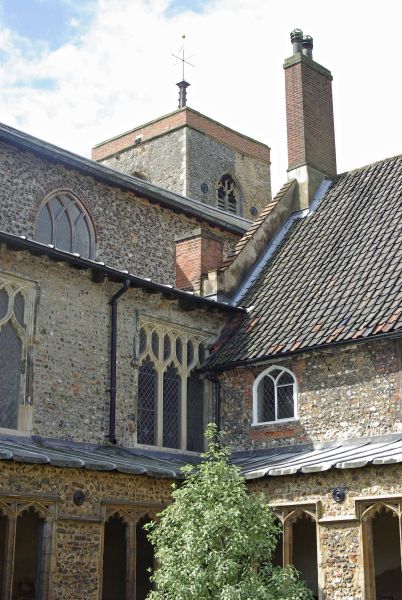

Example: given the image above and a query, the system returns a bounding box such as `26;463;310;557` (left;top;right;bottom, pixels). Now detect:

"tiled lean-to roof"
208;155;402;368
220;181;293;269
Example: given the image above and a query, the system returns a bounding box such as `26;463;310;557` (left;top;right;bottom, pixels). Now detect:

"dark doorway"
272;517;283;568
292;513;318;598
102;516;127;600
136;518;154;600
12;508;44;600
372;509;402;600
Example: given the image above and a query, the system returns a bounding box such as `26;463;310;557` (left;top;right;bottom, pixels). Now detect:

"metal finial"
173;35;195;108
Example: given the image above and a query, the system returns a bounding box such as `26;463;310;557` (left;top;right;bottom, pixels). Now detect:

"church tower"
92;90;271;219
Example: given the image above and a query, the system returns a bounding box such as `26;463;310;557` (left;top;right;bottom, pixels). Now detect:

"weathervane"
172;35;195;108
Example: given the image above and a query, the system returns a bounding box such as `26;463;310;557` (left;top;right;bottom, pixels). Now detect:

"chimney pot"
290;28;303;54
302;35;314;59
176;80;190;108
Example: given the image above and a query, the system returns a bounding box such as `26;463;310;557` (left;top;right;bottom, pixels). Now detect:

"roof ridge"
337;153;402;178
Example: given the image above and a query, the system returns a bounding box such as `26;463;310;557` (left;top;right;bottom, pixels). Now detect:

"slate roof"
2;432;402;481
207;155;402;368
0;122;251;235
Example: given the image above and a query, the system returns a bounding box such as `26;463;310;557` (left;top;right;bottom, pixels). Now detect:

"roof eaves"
0;122;251;236
204;329;402;372
0;231;245;314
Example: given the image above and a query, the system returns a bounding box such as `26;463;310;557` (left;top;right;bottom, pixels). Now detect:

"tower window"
217;174;241;215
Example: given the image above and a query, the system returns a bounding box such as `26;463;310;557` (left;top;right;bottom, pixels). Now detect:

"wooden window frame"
252;365;298;426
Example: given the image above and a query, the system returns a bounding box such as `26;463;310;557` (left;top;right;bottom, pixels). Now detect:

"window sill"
0;426;32;437
135;443;201;456
251;418;299;429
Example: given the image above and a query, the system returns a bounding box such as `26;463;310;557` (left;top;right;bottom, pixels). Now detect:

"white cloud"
0;0;400;194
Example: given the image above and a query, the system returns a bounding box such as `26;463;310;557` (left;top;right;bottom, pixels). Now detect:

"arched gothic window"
217;174;241;215
253;366;297;425
137;320;209;451
0;274;35;431
36;192;95;259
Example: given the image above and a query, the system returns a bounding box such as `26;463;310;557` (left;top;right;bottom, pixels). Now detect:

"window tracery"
36;191;95;259
0;273;35;431
217;174;241;215
253;366;297;425
137;319;210;451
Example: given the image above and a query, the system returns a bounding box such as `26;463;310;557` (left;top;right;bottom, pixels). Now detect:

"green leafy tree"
145;424;313;600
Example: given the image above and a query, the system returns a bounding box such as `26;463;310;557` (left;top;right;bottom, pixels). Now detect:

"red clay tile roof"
220;181;295;269
207;155;402;368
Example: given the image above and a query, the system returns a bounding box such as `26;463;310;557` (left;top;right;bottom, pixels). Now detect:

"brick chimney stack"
175;228;223;293
284;29;337;208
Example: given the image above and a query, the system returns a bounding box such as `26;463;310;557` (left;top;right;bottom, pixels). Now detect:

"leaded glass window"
36;192;95;259
217;174;242;215
187;375;204;452
137;360;157;445
163;365;181;449
253;366;297;425
137;320;210;451
0;274;35;430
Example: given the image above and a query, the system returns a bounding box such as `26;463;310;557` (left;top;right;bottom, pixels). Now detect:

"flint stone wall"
219;339;402;450
0;141;238;285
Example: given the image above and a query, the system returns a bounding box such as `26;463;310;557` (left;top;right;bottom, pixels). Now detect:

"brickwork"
95;109;271;218
0;247;224;445
219;339;402;450
0;141;239;285
175;228;223;291
284;54;337;176
92;107;270;163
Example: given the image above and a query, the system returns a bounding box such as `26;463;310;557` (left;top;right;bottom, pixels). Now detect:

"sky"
0;0;400;195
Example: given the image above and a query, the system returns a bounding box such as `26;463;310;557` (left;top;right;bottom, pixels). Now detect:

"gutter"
0;122;251;236
0;230;245;315
203;330;402;373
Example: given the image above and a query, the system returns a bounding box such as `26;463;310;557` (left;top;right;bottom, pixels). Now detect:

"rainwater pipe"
107;279;130;444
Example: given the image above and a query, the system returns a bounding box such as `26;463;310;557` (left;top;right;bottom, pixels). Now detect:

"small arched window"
36;192;95;259
217;174;241;215
253;366;297;425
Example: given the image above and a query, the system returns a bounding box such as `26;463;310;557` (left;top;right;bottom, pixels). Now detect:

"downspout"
107;279;130;444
